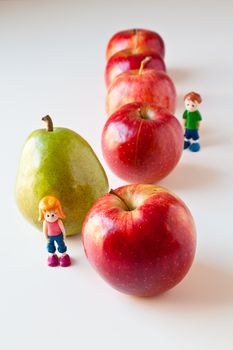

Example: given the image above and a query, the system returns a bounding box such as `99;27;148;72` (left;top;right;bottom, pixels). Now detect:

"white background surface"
1;1;233;349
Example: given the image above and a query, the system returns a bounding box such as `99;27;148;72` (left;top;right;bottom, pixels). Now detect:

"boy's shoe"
184;140;191;149
59;254;71;267
189;142;200;152
47;254;59;267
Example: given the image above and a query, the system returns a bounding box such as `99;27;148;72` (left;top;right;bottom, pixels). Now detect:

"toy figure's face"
44;211;58;223
185;98;199;112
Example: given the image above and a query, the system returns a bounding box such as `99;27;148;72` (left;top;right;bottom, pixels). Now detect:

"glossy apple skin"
102;102;183;183
105;49;166;88
82;184;196;297
106;29;165;60
106;69;176;116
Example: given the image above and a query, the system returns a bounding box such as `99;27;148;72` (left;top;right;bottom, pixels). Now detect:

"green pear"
16;116;109;236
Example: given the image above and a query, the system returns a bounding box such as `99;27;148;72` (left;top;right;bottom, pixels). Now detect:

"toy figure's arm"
196;111;202;129
182;110;187;128
58;220;66;239
43;220;48;240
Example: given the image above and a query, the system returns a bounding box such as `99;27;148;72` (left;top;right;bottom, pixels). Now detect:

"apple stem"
42;115;54;132
139;56;152;75
137;108;143;119
109;189;131;211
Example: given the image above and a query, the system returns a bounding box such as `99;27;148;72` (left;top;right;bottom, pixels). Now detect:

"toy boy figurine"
38;195;71;267
183;91;202;152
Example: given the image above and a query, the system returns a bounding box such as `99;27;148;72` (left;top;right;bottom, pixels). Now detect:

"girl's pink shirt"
46;220;62;236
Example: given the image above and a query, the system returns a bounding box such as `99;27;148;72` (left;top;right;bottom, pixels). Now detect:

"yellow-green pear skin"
16;126;109;236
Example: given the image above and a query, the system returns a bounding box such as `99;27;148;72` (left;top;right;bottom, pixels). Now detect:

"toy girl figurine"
183;91;202;152
38;196;71;267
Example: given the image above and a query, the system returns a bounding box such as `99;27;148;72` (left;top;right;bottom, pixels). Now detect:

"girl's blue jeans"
47;233;67;254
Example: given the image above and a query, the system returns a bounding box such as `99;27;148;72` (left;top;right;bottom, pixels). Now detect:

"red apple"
102;102;183;183
105;49;166;88
82;184;196;297
106;58;176;116
106;28;165;60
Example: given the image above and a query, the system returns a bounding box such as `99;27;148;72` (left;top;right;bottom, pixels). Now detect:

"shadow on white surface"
168;67;195;82
201;125;233;148
142;263;233;310
160;162;220;190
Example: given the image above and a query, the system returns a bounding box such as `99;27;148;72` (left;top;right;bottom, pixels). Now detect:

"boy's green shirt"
183;110;202;129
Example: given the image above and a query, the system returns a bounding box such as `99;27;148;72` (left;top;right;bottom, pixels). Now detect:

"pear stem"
109;189;131;211
42;115;53;132
139;56;152;75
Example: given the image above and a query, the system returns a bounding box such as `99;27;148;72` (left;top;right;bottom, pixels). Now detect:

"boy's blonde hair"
38;196;65;221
